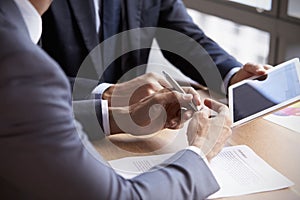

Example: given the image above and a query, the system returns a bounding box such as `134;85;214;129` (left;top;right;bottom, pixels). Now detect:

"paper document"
109;145;294;198
208;145;294;198
109;153;174;179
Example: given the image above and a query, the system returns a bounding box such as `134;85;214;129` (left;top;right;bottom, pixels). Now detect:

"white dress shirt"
13;0;42;44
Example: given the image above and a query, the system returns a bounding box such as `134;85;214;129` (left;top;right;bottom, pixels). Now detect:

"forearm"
2;118;218;199
132;150;219;200
157;0;242;89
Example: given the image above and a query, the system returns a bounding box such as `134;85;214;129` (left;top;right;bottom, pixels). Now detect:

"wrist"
108;106;128;134
186;146;208;160
102;85;115;106
228;75;236;86
189;137;208;153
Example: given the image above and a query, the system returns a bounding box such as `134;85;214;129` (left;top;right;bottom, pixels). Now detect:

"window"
183;0;300;65
147;0;300;83
287;0;300;19
229;0;272;11
188;9;270;64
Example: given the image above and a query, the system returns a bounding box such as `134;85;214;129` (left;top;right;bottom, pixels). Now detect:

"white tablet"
228;58;300;127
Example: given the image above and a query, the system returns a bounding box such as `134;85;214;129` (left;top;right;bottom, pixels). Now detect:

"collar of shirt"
13;0;42;44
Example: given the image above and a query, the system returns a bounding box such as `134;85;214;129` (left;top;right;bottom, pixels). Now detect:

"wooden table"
92;95;300;200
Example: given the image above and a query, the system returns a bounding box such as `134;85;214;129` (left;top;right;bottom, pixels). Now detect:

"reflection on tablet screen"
232;60;300;124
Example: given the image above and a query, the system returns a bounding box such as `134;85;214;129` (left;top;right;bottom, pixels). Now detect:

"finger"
203;98;228;114
165;108;183;129
164;91;193;105
164;90;200;112
149;73;172;88
154;90;197;120
165;118;180;129
263;64;273;70
143;72;171;89
150;90;190;118
194;108;210;120
207;126;232;161
158;78;172;89
197;107;211;118
164;108;189;130
186;111;210;146
181;110;193;122
243;63;267;75
165;108;193;130
153;90;189;117
182;87;201;106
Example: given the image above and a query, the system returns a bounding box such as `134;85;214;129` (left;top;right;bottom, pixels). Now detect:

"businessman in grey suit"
0;0;232;199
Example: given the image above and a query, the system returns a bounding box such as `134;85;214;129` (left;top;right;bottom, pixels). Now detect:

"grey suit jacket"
0;1;219;199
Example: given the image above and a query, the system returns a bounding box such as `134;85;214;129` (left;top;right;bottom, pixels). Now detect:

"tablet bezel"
228;58;300;127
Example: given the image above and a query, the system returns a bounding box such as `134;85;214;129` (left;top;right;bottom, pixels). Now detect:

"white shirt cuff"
92;83;113;99
222;67;241;94
101;100;110;136
186;146;209;166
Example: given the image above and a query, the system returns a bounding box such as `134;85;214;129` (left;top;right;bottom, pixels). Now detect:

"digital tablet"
228;58;300;127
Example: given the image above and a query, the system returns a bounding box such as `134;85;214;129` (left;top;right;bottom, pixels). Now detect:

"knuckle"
225;116;232;125
144;83;156;92
195;111;206;119
224;126;232;137
147;72;156;78
152;93;162;104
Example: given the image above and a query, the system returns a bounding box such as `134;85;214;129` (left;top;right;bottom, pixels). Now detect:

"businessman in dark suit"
41;0;271;101
0;0;232;199
41;0;270;140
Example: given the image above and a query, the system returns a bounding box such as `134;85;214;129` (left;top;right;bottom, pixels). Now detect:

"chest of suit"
42;0;164;82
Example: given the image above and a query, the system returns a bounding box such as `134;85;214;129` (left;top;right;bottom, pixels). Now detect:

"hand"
229;63;272;86
109;88;200;135
103;73;169;107
186;99;232;161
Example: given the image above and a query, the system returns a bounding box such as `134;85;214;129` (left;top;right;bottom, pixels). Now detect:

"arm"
109;88;200;135
156;0;242;83
155;0;272;92
0;50;220;199
73;73;202;137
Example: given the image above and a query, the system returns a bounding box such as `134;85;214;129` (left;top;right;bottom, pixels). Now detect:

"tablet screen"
229;58;300;126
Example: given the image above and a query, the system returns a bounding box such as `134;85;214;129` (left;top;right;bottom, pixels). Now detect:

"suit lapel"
0;0;33;46
68;0;99;52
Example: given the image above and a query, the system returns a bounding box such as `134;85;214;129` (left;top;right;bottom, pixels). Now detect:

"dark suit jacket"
41;0;242;96
0;1;219;199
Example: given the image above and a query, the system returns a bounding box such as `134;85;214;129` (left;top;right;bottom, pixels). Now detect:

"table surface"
92;92;300;200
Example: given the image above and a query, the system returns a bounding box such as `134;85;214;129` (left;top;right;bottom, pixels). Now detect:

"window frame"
280;0;300;24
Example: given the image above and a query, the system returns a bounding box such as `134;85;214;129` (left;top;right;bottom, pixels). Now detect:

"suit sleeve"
72;99;106;141
0;50;219;199
68;72;109;141
156;0;242;93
